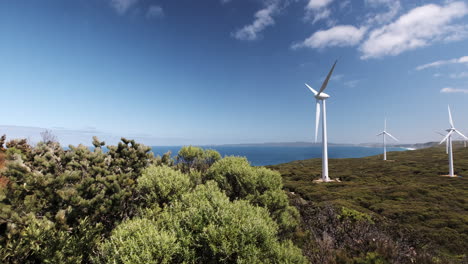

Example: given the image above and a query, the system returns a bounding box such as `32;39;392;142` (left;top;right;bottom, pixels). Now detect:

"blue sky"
1;0;468;145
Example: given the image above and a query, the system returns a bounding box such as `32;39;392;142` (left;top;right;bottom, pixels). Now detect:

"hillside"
268;143;468;262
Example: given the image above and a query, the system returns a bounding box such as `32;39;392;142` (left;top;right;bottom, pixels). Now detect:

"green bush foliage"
0;138;305;263
137;165;192;205
176;146;221;173
0;137;153;262
96;218;180;264
205;157;300;236
97;181;307;264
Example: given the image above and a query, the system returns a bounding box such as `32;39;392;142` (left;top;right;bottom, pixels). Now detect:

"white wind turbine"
305;60;337;182
435;131;449;154
439;105;468;177
376;119;398;161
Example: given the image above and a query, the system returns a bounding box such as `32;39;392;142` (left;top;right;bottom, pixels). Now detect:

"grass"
268;143;468;258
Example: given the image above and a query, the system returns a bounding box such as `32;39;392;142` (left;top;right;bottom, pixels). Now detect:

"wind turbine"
435;131;448;154
305;60;337;182
376;119;398;161
439;105;468;177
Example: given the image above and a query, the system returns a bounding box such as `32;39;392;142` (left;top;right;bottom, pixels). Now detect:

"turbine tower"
439;105;468;177
376;119;398;161
305;60;337;182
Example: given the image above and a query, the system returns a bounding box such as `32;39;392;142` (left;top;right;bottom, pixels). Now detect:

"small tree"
40;129;58;144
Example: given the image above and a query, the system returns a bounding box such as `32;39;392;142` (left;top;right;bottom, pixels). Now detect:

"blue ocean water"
151;146;406;166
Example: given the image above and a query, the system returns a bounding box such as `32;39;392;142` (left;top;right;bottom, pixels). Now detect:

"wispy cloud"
440;87;468;94
146;5;164;19
450;72;468;79
416;55;468;70
339;0;350;10
292;25;367;49
344;80;360;88
365;0;401;25
109;0;139;15
305;0;334;24
233;2;279;41
331;74;344;81
307;0;333;10
360;2;468;59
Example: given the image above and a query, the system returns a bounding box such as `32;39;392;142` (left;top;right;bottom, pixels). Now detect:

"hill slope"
268;144;468;261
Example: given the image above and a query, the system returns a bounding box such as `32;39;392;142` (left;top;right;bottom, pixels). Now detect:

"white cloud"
416;56;468;70
233;3;279;41
450;72;468;79
312;8;331;23
146;5;164;19
110;0;138;15
339;0;350;10
440;87;468;94
365;0;401;25
307;0;333;10
292;25;367;49
344;80;359;88
360;2;468;59
305;0;334;24
331;74;344;81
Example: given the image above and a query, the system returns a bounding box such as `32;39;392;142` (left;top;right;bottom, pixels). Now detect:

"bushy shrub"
205;157;300;236
97;182;307;264
176;146;221;173
137;165;192;205
0;137;153;262
95;218;180;264
1;138;306;263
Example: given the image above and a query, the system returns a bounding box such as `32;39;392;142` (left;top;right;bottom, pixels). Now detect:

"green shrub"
137;165;192;205
0;137;153;262
98;181;307;263
176;146;221;173
206;157;300;236
95;218;180;264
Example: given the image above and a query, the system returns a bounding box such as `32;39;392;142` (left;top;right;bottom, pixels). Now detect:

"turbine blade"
448;105;454;128
315;100;321;143
376;132;384;136
439;131;453;145
317;60;337;96
446;140;449;154
454;129;468;140
305;83;318;96
386;132;399;142
435;131;445;137
384;118;387;131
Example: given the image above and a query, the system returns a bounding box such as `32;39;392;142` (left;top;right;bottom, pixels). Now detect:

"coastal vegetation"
0;136;304;263
269;143;468;263
1;134;467;263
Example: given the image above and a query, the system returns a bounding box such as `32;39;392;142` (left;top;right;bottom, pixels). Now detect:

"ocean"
150;146;407;166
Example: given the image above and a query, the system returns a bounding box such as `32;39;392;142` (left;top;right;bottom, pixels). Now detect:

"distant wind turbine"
439;106;468;177
376;119;398;161
305;60;337;182
435;131;448;154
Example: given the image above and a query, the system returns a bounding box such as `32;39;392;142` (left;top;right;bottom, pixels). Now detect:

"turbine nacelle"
305;83;330;99
316;93;330;100
439;106;468;145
